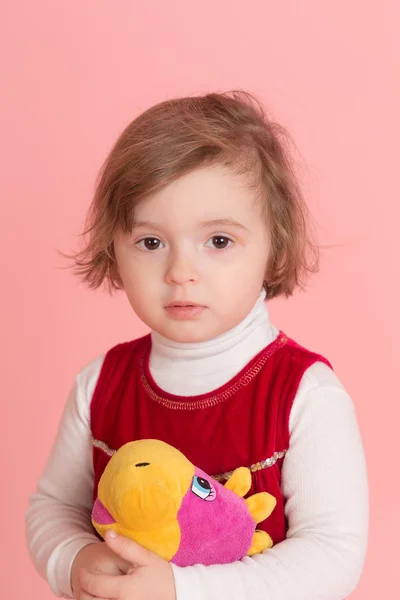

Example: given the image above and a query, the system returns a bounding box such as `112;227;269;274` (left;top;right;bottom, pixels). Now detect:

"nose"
164;249;199;285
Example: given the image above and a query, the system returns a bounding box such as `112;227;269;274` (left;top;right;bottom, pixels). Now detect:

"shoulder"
75;334;150;401
70;355;106;424
280;335;352;430
76;353;106;398
273;331;338;388
289;360;354;432
281;334;332;369
299;360;345;393
100;333;150;364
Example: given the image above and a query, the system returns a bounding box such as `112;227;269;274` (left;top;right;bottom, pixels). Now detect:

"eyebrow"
132;218;249;232
199;218;249;232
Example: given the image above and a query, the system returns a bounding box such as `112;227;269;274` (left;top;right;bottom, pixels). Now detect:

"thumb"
104;530;156;566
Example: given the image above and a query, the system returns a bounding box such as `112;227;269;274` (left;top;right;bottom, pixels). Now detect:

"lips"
165;303;206;319
166;301;203;308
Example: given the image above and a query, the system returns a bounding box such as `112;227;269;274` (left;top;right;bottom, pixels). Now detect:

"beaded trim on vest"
139;332;288;411
91;436;287;482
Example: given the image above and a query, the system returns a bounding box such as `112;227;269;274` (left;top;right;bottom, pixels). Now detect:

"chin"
171;332;206;343
163;326;212;344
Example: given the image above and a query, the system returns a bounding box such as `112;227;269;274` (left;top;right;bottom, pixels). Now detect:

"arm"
25;356;104;598
171;362;369;600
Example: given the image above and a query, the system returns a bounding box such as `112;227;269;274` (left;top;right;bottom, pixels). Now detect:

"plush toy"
92;439;276;566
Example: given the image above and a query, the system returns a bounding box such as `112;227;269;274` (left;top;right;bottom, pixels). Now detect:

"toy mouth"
92;497;115;525
135;462;150;467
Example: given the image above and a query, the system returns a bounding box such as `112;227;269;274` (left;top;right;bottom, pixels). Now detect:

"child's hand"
71;540;131;599
79;530;176;600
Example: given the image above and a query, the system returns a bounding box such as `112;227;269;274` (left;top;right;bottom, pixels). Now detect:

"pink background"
2;1;399;598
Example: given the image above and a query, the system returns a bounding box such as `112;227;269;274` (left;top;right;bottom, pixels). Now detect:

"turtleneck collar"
149;289;279;396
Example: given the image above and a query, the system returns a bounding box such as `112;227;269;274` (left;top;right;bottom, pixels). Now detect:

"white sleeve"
171;362;369;600
25;355;105;599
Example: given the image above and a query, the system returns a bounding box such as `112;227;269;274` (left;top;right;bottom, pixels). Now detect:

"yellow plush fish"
92;439;276;566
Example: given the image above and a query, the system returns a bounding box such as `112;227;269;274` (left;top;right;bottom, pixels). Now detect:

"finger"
79;592;101;600
91;554;129;576
104;530;155;566
80;593;109;600
78;591;95;600
79;567;122;598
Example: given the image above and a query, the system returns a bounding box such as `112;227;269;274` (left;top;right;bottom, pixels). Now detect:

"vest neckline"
139;331;288;410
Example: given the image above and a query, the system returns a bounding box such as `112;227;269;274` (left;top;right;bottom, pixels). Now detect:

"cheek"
117;251;154;282
220;255;267;294
120;263;162;307
212;250;263;277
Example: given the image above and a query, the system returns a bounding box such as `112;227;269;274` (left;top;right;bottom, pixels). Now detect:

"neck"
149;289;278;396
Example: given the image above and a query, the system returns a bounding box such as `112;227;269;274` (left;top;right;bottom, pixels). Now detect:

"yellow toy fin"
224;467;251;498
247;530;273;556
245;491;277;523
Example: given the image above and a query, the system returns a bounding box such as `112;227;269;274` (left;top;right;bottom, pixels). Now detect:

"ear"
245;491;277;524
224;467;251;498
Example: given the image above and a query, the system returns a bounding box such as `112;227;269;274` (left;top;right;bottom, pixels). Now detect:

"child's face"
114;165;270;343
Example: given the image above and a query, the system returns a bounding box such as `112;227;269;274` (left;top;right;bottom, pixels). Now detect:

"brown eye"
136;237;163;251
210;236;232;249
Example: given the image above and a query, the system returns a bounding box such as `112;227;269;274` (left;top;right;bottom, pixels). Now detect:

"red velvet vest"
90;331;331;545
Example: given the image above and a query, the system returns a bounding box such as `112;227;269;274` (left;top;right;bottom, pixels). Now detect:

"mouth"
164;303;206;320
165;301;204;308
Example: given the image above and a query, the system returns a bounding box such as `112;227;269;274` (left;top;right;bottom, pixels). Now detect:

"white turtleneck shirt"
25;290;369;600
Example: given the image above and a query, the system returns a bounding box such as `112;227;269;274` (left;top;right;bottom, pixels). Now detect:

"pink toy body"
172;467;255;565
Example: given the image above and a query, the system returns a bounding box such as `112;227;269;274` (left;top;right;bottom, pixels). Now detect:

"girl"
26;91;368;600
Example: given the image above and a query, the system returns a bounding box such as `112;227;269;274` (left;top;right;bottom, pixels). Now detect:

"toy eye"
191;476;216;501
